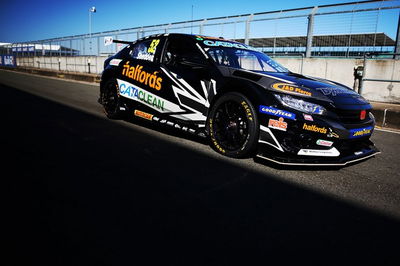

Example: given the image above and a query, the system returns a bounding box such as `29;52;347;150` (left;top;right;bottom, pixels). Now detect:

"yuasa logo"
349;126;373;139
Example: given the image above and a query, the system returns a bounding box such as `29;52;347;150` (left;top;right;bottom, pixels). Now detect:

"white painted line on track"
375;127;400;134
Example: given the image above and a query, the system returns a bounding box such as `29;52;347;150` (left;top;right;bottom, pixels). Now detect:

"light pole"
89;6;96;54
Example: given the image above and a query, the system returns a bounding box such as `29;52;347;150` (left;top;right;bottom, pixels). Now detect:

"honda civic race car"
99;33;380;166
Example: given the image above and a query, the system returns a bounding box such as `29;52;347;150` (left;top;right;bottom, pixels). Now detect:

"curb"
370;108;400;130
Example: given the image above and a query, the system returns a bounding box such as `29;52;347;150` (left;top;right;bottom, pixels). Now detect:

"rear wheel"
101;79;124;119
207;92;259;158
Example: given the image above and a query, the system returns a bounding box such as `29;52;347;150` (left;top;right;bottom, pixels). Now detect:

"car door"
118;37;171;114
160;35;216;123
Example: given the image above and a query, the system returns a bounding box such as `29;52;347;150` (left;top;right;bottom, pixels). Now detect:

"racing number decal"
148;39;160;54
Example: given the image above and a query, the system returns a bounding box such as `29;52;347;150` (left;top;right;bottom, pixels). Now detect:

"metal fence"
1;0;399;68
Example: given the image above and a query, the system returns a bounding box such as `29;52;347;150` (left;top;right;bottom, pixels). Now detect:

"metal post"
306;6;318;58
359;53;368;96
199;19;206;35
395;13;400;59
245;14;253;45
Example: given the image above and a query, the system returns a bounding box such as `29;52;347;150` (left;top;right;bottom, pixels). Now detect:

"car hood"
230;69;371;110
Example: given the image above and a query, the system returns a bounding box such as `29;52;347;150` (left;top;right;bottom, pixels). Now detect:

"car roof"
135;33;249;47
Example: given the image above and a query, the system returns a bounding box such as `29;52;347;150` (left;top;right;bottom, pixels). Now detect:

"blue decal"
259;105;296;120
349;126;373;139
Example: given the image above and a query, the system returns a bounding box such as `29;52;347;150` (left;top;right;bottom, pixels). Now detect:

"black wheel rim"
212;100;249;151
103;82;119;114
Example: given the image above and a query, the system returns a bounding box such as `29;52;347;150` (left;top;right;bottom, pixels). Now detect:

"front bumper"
256;140;380;166
256;110;380;166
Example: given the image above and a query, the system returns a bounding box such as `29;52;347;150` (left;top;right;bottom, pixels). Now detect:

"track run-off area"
2;69;400;265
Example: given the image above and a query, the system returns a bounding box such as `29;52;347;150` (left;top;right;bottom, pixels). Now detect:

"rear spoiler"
112;39;133;44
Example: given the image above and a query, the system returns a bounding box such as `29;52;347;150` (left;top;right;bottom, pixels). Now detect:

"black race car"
99;33;380;166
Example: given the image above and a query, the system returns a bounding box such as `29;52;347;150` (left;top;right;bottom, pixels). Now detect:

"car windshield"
207;47;288;73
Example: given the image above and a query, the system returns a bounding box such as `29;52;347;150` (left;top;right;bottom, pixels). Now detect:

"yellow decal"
303;123;327;134
353;128;371;137
134;110;154;121
122;63;162;90
148;39;160;54
209;119;226;153
241;101;253;121
272;83;312;97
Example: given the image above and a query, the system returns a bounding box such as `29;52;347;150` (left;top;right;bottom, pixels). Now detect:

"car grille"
335;109;369;124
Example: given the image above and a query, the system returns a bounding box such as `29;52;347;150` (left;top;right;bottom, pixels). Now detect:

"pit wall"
16;56;400;103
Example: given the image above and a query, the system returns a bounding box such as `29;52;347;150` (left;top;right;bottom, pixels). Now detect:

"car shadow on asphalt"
3;84;400;266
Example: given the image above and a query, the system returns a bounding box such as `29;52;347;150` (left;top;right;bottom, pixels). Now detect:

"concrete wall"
16;56;400;103
17;56;108;75
275;57;400;103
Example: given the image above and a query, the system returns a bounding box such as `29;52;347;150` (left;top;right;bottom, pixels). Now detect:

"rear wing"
113;39;134;45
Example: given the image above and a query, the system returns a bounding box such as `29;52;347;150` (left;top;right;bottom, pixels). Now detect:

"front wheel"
207;92;259;158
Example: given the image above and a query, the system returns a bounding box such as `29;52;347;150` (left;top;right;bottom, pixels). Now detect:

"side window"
130;39;161;62
163;37;207;66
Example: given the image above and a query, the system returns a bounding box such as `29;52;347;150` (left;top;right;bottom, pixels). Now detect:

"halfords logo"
272;83;312;97
122;62;162;90
349;126;373;139
259;105;296;120
303;123;327;134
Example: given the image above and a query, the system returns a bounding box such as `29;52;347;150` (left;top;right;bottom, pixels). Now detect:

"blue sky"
0;0;398;43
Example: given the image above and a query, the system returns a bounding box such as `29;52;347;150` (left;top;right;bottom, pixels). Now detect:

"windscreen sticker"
272;83;312;97
349;126;373;139
203;40;249;49
259;105;296;120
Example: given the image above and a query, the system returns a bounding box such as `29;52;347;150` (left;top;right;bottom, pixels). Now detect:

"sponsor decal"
303;123;327;134
298;147;340;157
110;59;122;66
268;117;287;131
104;36;113;46
122;62;163;90
316;139;333;147
327;129;340;138
259;105;296;120
241;101;253;121
272;83;312;97
0;55;16;67
303;114;313;121
134;110;153;121
117;79;183;113
316;87;357;96
203;40;249;49
349;126;373;139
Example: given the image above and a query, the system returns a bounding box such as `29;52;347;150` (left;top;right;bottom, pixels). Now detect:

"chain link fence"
1;0;399;74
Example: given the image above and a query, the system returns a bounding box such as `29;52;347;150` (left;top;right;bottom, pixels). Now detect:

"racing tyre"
101;79;124;119
207;92;259;158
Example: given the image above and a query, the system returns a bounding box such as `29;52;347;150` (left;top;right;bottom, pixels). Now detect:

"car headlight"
274;94;326;115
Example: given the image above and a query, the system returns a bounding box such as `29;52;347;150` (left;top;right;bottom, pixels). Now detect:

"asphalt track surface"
2;70;400;265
